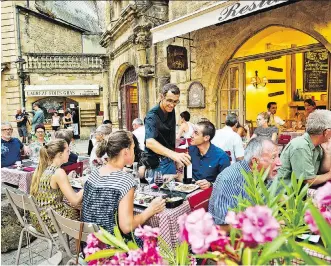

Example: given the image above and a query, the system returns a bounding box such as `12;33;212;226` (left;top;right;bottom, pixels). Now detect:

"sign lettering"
167;45;188;71
25;89;99;97
218;0;288;22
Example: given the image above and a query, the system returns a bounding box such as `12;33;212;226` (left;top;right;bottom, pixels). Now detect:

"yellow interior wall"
246;57;288;123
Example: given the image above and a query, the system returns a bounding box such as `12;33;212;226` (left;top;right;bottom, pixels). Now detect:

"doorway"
119;66;138;131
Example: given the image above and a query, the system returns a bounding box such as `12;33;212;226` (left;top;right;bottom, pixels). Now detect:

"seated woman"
236;123;251;146
30;139;82;233
302;99;317;126
82;130;165;242
251;112;278;142
54;129;78;167
89;124;112;168
27;124;48;162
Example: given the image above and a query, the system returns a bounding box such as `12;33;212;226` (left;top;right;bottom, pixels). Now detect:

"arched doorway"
218;26;329;128
119;66;138;130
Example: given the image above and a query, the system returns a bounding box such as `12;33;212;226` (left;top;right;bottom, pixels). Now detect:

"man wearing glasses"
1;122;27;167
277;110;331;186
144;83;191;176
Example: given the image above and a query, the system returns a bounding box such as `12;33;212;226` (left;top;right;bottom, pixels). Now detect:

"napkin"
23;167;35;172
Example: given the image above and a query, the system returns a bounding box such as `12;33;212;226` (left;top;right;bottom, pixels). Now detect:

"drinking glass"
154;171;163;192
168;179;176;197
145;169;154;192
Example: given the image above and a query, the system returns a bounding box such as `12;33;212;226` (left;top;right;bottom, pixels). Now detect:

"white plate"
134;193;155;208
162;182;199;193
70;180;83;189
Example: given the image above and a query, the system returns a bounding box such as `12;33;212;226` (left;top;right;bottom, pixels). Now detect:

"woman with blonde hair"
89;124;112;167
82;131;165;244
251;112;278;142
30;139;82;233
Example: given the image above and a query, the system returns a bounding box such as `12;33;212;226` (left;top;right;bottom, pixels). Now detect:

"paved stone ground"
1;139;89;265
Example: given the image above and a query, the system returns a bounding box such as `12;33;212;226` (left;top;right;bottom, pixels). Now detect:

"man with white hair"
277;109;331;186
1;122;27;167
132;118;145;150
209;137;282;227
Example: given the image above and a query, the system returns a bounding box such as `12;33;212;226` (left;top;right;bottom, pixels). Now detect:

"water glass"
145;169;154;192
168;179;176;197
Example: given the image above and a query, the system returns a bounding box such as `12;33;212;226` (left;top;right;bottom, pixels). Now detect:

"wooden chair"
5;189;59;265
47;208;98;264
188;187;213;211
62;162;84;177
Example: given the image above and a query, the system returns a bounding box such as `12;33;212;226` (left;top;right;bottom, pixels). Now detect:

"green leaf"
308;204;331;248
85;248;124;261
99;227;129;252
127;241;139;250
296;242;330;256
242;247;252;265
113;226;124;243
178;241;189;266
224;258;239;265
257;235;287;265
288;239;328;265
193;253;219;259
94;231;114;246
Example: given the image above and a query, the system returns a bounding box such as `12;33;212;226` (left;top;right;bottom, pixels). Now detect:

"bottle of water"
133;162;140;192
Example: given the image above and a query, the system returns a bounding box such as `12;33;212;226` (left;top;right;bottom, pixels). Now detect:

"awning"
151;0;289;44
25;84;100;97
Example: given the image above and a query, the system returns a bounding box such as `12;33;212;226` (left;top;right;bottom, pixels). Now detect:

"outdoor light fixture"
251;70;268;88
15;56;28;108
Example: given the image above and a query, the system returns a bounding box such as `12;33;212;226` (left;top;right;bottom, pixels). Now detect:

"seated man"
1;122;26;167
209;137;281;228
267;102;285;128
212;113;245;163
54;129;78;167
189;121;230;190
277;109;331;186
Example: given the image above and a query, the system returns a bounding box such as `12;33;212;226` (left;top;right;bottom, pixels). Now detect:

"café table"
1;167;34;194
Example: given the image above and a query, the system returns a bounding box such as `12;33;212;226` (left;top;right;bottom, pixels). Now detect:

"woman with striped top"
82;130;165;241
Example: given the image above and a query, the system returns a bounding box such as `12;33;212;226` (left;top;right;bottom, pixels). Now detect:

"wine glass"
168;179;176;197
154;171;163;193
145;169;154;192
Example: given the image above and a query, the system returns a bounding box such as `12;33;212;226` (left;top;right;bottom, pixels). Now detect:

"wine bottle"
183;139;192;184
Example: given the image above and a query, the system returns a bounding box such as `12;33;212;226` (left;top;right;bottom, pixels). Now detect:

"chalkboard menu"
167;45;188;71
303;49;328;92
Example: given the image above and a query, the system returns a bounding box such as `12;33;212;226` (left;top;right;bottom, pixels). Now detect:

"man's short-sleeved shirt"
211;126;245;163
277;133;323;182
188;144;230;182
208;160;251;224
144;104;176;156
1;137;23;167
15;113;27;127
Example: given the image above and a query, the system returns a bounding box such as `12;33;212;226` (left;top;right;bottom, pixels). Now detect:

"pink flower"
86;233;100;247
305;207;331;234
315;182;331;208
135;225;159;239
178;209;221;254
226;206;279;247
210;227;229;252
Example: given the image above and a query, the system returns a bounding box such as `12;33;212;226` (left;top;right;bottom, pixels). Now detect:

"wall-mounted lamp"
251;70;268;88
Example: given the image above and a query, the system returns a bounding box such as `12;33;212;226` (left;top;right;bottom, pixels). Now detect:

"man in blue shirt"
208;137;282;230
31;102;45;132
189;121;230;190
1;122;25;167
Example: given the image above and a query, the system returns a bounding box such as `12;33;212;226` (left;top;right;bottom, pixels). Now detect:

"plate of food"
166;197;184;208
162;182;199;193
69;179;83;189
134;193;155;208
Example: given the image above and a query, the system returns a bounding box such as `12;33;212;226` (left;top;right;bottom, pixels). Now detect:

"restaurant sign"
25;85;100;97
167;45;188;71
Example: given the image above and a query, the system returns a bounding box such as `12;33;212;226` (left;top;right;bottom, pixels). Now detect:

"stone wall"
156;0;331;126
19;11;82;54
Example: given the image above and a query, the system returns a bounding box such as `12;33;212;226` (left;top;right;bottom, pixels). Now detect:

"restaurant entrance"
218;26;330;129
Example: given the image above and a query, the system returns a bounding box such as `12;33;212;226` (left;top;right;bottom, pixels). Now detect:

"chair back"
62;162;84;177
188;187;213;211
5;188;50;237
47;208;98;257
278;134;292;145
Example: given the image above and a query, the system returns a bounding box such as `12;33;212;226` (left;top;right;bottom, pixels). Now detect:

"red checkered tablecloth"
1;168;34;194
134;201;191;249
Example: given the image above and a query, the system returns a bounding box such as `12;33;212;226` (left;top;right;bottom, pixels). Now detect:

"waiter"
144;83;191;175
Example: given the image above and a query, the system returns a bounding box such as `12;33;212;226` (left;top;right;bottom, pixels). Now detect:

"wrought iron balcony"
24;53;106;73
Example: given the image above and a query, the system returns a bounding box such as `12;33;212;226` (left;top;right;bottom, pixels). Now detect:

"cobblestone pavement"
1;139;89;265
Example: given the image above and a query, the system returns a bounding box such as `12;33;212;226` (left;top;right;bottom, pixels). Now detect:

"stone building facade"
1;0;107;138
102;0;331;130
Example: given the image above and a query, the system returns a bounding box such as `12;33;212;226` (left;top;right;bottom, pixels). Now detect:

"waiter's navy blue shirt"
144;104;176;157
189;143;230;182
1;137;23;167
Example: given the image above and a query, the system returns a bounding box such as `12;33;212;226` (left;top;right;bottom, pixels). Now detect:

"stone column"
101;55;111;120
133;23;154;119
